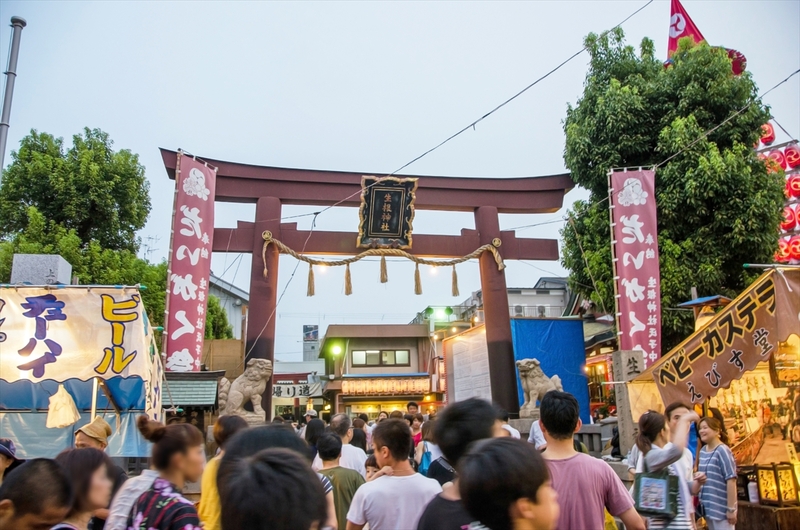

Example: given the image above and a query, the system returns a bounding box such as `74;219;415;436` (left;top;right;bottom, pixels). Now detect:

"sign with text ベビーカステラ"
357;176;417;249
651;269;800;406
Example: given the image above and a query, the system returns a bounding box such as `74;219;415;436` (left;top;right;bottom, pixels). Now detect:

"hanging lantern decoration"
789;236;800;262
776;239;791;263
787;174;800;199
727;48;747;76
785;144;800;169
781;206;798;233
761;123;776;146
769;150;788;170
755;463;800;506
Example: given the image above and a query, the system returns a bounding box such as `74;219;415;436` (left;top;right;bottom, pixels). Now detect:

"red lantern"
761;123;776;145
789;236;800;261
727;49;747;76
776;239;791;263
769;150;787;170
785;145;800;169
782;206;798;232
788;174;800;199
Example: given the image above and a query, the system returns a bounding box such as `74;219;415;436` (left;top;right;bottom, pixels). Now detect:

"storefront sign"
357;176;417;249
341;377;429;396
651;270;800;405
610;169;662;369
164;153;217;372
272;382;322;398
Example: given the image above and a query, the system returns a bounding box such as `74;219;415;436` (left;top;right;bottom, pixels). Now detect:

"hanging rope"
261;230;504;296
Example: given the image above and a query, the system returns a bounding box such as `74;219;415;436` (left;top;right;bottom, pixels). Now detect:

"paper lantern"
788;174;800;199
785;145;800;169
769;150;788;170
756;463;800;506
775;239;791;263
781;206;798;232
761;123;776;145
727;49;747;76
789;236;800;261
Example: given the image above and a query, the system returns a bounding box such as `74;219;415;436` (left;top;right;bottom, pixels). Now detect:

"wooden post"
247;197;282;419
612;349;642;457
475;206;519;415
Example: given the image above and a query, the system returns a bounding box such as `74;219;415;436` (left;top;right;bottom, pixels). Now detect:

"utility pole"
0;16;27;183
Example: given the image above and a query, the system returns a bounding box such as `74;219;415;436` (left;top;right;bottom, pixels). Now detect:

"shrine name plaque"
357;176;417;249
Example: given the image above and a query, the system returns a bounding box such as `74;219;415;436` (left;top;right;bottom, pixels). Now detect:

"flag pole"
0;16;27;183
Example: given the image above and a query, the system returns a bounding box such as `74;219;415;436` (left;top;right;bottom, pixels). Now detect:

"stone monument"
10;254;73;285
516;358;563;418
217;358;273;426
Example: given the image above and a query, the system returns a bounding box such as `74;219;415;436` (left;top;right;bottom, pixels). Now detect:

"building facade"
208;274;249;340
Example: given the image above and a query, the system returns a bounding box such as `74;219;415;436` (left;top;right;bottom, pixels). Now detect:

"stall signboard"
610;169;662;369
0;287;162;420
357;176;417;249
164;152;217;372
650;270;800;405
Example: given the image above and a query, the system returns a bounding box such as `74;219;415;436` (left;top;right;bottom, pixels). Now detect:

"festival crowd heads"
0;394;736;530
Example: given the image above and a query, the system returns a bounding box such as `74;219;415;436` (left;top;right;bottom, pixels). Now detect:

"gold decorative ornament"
492;238;502;247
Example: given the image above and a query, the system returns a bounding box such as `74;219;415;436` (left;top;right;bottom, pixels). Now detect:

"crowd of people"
0;394;738;530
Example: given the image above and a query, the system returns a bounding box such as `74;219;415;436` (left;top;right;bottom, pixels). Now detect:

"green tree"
205;295;234;339
561;30;785;351
0;128;151;253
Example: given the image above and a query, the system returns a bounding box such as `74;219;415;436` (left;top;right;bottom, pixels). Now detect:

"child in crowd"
365;454;393;482
459;437;560;530
318;433;366;530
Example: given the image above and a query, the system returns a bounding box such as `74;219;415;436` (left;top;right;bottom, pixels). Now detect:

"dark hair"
317;433;343;461
540;391;580;440
350;428;367;452
412;413;424;425
389;410;404;419
664;402;692;421
421;420;435;442
304;418;326;447
330;413;352;437
699;416;729;446
213;415;249;449
219;448;327;530
494;405;510;423
55;448;111;517
271;416;285;423
372;419;412;461
0;458;73;516
377;411;389;420
403;414;414;426
407;401;419;410
708;407;728;444
365;454;378;469
358;413;369;423
459;438;551;530
137;415;203;471
636;411;667;455
353;418;366;430
434;398;496;465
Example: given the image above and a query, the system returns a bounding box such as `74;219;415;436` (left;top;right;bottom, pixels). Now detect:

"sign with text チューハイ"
611;169;662;369
357;176;417;249
164;153;217;372
651;269;800;406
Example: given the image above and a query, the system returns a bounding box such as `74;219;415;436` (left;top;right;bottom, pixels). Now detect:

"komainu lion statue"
218;358;273;425
516;358;563;418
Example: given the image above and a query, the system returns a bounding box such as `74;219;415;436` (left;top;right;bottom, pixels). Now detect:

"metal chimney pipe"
0;16;27;183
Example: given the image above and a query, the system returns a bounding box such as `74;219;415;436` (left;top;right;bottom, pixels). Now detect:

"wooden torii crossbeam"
161;148;574;415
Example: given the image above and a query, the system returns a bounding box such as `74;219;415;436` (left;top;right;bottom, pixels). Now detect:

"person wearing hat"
0;439;23;485
75;417;128;530
297;408;318;439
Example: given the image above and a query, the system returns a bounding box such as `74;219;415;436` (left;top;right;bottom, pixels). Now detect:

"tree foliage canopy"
561;30;784;350
0;128;151;253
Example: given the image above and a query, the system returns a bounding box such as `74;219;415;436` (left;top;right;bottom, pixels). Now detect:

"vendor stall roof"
163;370;225;407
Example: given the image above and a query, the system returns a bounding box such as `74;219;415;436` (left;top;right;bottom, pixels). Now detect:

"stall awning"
164;371;224;407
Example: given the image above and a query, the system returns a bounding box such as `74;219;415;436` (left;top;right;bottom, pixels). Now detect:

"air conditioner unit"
514;305;524;316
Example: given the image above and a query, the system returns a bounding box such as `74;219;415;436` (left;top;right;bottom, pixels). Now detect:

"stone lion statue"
218;358;273;425
516;358;563;418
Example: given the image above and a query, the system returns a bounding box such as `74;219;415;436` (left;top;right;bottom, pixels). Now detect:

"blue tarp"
511;319;592;424
0;411;151;458
0;376;146;411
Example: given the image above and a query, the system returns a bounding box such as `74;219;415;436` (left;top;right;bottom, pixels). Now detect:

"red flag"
668;0;705;56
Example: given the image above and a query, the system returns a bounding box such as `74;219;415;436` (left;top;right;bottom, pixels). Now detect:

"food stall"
0;285;162;457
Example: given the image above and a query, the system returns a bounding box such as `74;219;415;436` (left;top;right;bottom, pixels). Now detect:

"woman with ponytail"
635;409;699;530
126;416;205;530
697;417;737;529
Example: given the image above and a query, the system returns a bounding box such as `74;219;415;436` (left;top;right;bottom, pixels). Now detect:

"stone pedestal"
612;350;643;458
10;254;73;285
509;414;538;439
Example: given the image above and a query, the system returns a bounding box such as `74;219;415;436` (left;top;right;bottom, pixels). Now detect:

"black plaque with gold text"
357;176;417;248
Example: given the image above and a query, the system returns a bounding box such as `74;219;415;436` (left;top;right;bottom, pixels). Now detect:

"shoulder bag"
632;451;680;520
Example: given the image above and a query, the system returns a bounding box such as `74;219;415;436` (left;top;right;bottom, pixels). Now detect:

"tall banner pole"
161;150;182;365
0;16;27;182
608;168;623;360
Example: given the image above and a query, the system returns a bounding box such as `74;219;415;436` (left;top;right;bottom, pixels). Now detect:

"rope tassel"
307;264;315;297
414;263;422;295
380;255;388;283
344;263;353;295
452;265;459;297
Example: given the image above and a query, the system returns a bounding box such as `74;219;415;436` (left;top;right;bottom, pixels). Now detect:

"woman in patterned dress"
126;416;205;530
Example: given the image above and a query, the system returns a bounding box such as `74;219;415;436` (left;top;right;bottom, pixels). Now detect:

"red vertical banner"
164;152;217;371
610;169;662;369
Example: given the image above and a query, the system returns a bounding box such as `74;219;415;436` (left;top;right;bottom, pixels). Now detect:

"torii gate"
161;149;574;415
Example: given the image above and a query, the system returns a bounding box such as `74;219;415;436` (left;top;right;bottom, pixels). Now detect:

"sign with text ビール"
357;176;417;249
164;153;217;372
611;169;662;369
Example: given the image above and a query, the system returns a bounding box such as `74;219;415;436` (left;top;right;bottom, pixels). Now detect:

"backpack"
419;441;433;476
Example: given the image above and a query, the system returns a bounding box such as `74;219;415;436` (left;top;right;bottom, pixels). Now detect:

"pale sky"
2;1;798;360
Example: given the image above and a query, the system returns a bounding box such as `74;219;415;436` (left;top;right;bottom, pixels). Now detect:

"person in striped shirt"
697;417;737;530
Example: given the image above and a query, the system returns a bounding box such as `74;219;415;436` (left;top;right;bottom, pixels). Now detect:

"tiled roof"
163;379;219;406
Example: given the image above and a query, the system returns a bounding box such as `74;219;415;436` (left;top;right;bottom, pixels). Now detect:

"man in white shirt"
104;469;159;530
313;413;367;478
496;408;521;439
346;419;441;530
527;419;547;449
297;408;318;439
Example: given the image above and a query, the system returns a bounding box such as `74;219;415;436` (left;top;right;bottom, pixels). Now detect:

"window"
352;349;410;367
